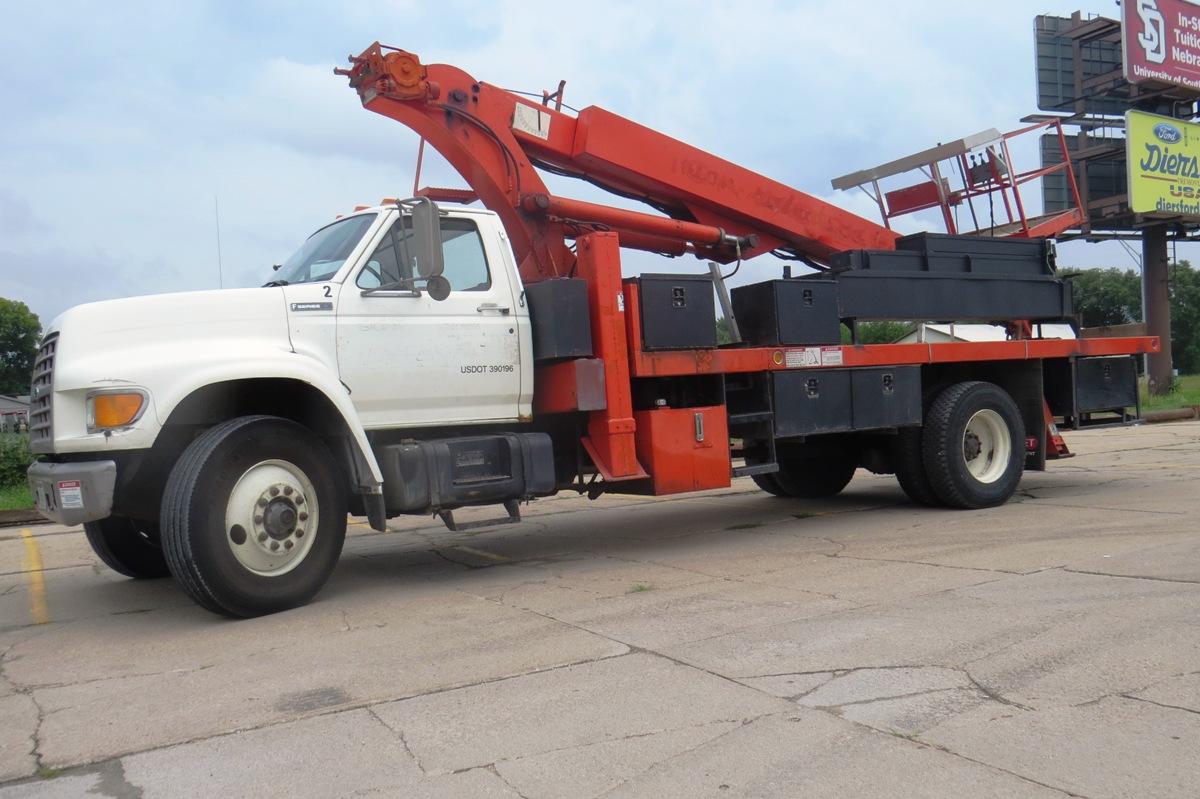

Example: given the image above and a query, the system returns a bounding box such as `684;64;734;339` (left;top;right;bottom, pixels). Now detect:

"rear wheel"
83;516;170;579
751;473;788;497
891;427;943;507
754;456;857;499
161;416;347;617
922;381;1025;509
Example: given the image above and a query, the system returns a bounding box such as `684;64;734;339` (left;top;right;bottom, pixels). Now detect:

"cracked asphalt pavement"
2;421;1199;798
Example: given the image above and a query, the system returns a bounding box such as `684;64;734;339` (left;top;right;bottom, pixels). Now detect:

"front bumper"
27;460;116;527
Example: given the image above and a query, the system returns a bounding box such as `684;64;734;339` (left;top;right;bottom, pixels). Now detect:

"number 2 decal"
323;285;332;298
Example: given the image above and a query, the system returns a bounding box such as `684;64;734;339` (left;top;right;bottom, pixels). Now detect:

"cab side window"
440;218;490;292
356;215;490;292
355;225;408;290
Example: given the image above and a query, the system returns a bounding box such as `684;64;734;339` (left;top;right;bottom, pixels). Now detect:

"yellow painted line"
19;529;50;625
452;545;509;563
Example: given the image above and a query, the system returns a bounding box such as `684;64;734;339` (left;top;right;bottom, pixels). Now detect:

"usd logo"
1138;0;1167;65
1155;122;1184;144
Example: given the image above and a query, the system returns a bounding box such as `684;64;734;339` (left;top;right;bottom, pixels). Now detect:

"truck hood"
49;288;292;392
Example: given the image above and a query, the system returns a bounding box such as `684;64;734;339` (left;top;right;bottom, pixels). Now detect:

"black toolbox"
731;279;841;346
828;232;1073;322
526;278;593;362
772;370;853;437
635;273;717;350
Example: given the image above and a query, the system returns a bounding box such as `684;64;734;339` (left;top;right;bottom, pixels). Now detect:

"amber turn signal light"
91;393;145;429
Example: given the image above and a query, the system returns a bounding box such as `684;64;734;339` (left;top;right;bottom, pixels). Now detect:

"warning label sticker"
57;480;84;509
784;347;843;368
784;348;821;368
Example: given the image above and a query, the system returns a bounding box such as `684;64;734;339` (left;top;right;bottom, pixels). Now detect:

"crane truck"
27;44;1159;617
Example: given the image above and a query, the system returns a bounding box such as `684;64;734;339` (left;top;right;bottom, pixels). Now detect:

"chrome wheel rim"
224;459;318;576
962;409;1011;484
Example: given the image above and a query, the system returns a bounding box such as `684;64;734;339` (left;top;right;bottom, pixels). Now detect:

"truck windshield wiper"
262;279;290;287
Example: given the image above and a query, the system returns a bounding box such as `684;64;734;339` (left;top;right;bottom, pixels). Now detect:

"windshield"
270;214;377;285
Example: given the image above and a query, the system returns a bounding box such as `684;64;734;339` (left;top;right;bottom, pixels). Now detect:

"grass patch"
0;483;33;511
35;766;63;780
725;522;763;531
627;583;653;593
1140;374;1200;412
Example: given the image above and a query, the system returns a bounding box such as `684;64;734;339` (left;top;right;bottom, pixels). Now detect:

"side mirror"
410;197;444;279
425;274;451;302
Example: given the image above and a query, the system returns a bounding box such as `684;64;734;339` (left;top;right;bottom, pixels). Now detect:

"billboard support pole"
1142;224;1175;395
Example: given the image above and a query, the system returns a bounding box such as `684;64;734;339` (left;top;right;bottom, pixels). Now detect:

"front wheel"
922;382;1025;509
161;416;347;617
84;516;170;578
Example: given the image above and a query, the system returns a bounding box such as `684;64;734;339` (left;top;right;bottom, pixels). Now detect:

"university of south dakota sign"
1123;0;1200;90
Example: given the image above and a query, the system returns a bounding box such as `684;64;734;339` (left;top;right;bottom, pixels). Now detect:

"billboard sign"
1127;110;1200;215
1123;0;1200;90
1036;15;1126;115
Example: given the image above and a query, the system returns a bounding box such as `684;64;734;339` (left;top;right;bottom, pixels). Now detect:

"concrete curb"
1142;407;1200;424
0;508;46;527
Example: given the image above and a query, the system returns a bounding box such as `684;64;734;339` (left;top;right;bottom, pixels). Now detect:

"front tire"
922;382;1025;509
161;416;347;617
84;516;170;579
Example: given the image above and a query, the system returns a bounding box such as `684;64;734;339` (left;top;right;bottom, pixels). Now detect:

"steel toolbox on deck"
635;274;717;351
731;279;841;346
827;233;1073;322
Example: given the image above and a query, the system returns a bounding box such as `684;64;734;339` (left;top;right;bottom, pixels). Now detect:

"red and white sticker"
57;480;83;509
784;347;843;368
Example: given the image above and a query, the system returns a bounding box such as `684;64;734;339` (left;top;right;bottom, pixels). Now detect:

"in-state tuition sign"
1123;0;1200;89
1127;110;1200;215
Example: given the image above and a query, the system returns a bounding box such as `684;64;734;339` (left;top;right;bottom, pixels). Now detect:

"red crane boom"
337;43;898;283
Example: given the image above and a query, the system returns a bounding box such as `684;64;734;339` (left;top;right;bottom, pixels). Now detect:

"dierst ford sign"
1127;110;1200;216
1123;0;1200;89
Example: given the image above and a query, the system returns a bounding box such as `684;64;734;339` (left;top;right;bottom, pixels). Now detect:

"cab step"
437;499;522;532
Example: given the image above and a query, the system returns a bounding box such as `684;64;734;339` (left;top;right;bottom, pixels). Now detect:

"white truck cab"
28;200;554;616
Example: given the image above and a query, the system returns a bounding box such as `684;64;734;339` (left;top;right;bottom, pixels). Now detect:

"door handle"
476;303;511;315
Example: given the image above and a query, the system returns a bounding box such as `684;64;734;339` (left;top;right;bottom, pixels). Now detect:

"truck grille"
28;333;57;453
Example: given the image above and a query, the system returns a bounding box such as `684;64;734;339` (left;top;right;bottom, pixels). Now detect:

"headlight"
86;390;148;432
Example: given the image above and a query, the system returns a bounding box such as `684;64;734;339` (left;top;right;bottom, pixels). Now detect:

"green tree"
0;298;41;395
841;321;916;344
1064;268;1142;328
1067;262;1200;375
1170;261;1200;375
715;316;735;345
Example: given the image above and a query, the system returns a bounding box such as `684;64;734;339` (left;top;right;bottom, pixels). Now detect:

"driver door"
335;213;523;429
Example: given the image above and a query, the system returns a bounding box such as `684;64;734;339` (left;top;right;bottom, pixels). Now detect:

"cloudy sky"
1;0;1147;326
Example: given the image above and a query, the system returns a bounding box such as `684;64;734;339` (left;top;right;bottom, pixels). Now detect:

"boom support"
337;43;898;282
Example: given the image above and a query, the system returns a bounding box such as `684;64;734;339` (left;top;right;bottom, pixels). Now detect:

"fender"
153;351;384;488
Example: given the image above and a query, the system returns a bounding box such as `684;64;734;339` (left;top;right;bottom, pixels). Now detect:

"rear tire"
756;456;857;499
83;516;170;579
922;382;1025;509
161;416;347;617
891;427;943;507
751;473;787;497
